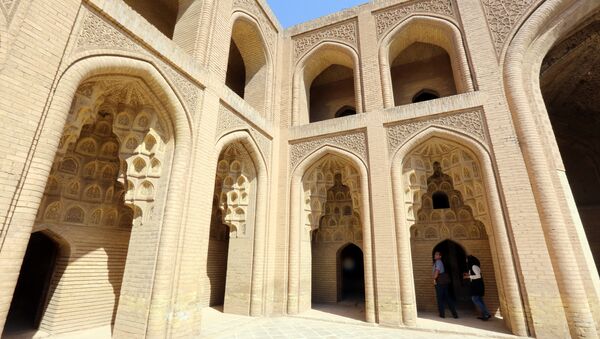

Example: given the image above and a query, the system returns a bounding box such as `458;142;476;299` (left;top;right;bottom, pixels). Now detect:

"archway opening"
3;233;58;335
226;18;269;117
309;65;357;122
403;140;503;325
206;142;257;315
432;240;469;309
17;77;175;335
540;18;600;274
390;42;456;106
338;243;365;302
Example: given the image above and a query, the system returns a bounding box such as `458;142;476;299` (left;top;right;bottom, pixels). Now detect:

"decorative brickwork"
481;0;537;55
293;19;358;59
374;0;455;38
289;131;367;170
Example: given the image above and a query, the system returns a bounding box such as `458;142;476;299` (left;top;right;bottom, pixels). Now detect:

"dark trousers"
435;284;457;317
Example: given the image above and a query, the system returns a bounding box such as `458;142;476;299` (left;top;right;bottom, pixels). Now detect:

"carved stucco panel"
74;9;201;115
293;19;358;60
232;0;277;54
0;0;19;24
374;0;455;38
289;131;368;170
481;0;537;56
386;109;487;156
75;10;142;52
217;104;272;164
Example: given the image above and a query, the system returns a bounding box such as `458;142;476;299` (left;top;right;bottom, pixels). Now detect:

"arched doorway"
3;233;58;335
338;243;365;302
206;141;258;315
432;240;469;309
540;17;600;274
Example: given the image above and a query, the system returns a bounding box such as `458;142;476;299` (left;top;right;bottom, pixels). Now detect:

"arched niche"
17;76;175;335
379;16;473;108
390;129;527;334
503;1;600;336
540;17;600;274
226;15;271;118
293;43;363;125
206;141;257;315
288;148;375;323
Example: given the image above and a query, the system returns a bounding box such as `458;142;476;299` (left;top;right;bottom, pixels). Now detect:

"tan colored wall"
1;0;600;338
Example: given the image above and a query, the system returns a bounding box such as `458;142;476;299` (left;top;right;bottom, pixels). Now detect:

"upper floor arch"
292;41;363;126
379;15;474;108
226;12;273;120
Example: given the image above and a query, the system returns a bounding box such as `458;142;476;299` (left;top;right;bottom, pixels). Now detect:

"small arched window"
412;89;440;103
432;191;450;209
335;106;356;118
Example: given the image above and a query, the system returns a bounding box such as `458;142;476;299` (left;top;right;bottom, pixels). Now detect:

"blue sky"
266;0;368;28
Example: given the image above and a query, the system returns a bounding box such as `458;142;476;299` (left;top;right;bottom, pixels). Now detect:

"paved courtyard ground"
3;303;521;339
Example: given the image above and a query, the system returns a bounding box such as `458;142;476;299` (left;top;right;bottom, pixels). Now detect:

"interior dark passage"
433;240;470;309
338;244;365;301
225;40;246;99
207;187;230;307
4;232;57;334
540;19;600;274
309;65;356;123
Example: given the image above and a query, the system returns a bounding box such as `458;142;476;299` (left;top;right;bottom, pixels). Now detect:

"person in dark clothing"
432;251;458;319
464;255;491;320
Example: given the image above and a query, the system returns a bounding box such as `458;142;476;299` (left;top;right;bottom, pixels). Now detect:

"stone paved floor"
2;305;520;338
201;304;520;339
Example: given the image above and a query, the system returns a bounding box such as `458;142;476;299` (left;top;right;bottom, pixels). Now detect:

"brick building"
0;0;599;337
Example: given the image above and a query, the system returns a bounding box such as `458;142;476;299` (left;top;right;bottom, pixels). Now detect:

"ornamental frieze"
289;131;367;170
293;19;358;60
386;109;487;156
74;9;201;116
217;104;272;164
481;0;537;56
374;0;455;39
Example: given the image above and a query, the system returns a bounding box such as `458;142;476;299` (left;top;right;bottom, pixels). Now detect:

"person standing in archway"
433;251;458;318
464;255;491;321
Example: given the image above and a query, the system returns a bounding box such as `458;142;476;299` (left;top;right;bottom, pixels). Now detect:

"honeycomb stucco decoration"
217;104;272;164
232;0;277;53
481;0;538;56
386;109;487;156
75;9;201;115
374;0;455;38
293;19;358;60
289;131;368;170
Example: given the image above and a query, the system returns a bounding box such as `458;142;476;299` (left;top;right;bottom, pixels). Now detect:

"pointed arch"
503;0;600;336
288;145;375;323
5;55;194;338
389;126;526;334
227;12;273;119
212;130;269;316
292;41;363;125
379;16;474;108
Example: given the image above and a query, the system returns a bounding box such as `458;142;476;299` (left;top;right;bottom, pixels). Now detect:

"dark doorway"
207;195;230;307
4;232;57;334
412;89;440;103
433;240;470;309
338;244;365;302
